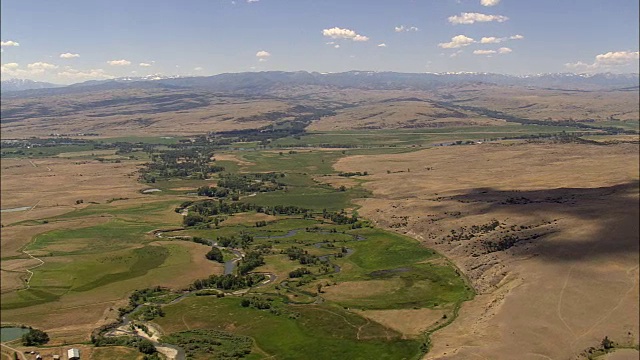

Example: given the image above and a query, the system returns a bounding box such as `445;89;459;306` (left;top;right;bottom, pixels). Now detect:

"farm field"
1;118;637;360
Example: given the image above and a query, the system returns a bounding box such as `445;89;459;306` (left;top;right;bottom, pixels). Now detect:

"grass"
156;297;423;360
271;125;592;148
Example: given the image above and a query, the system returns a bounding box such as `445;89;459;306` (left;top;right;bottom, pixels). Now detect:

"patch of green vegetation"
157;297;422;360
27;219;157;255
73;246;169;292
161;329;254;359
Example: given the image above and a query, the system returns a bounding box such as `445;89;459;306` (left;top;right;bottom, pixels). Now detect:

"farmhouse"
67;348;80;360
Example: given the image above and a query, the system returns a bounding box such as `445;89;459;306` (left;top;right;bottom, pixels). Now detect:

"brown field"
336;142;639;360
0;157;145;226
322;279;403;301
353;308;447;338
220;212;278;226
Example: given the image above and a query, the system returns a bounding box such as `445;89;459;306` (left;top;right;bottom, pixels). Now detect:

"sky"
1;0;639;84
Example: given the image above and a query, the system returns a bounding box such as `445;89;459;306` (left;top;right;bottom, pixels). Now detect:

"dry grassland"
0;89;291;138
336;142;639;360
436;84;640;122
0;157;145;225
353;308;447;338
307;100;502;131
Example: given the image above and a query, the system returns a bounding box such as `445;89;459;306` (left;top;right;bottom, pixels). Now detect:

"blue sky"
1;0;638;84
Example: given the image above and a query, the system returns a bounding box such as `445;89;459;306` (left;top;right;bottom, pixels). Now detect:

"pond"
0;327;29;342
0;206;31;213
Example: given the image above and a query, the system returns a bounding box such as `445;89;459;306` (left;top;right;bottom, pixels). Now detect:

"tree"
137;339;157;354
205;247;224;263
601;336;614;350
22;328;49;346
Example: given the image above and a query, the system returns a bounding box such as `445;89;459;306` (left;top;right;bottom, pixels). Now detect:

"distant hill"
0;78;63;93
2;71;638;98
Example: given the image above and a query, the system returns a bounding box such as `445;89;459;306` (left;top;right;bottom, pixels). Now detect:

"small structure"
67;348;80;360
53;356;61;360
35;355;42;360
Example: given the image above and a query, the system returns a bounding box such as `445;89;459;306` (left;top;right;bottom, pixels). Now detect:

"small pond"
0;327;29;342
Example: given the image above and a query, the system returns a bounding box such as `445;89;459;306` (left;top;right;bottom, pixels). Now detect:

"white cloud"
107;59;131;66
448;12;509;25
450;50;464;58
498;47;512;54
2;62;19;69
57;68;112;80
28;62;58;70
566;50;640;72
438;35;475;49
480;0;500;6
595;51;640;65
473;49;496;55
247;0;259;2
377;43;387;47
334;44;340;48
322;27;370;42
394;25;419;32
139;62;152;67
480;34;524;44
326;41;335;45
0;40;20;47
60;52;80;59
194;67;203;71
256;50;271;61
480;37;502;44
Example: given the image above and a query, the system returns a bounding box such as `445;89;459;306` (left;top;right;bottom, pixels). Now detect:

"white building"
67;348;80;360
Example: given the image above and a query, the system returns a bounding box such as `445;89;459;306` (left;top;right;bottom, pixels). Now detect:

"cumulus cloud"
334;44;340;48
595;51;640;65
0;40;20;47
2;62;61;77
256;50;271;62
194;67;203;71
448;12;509;25
247;0;259;2
498;47;512;54
566;50;640;72
480;0;500;6
322;27;369;42
450;50;464;58
107;59;131;66
139;62;152;67
473;49;496;55
377;43;387;47
57;68;112;80
2;62;19;69
394;25;419;32
60;52;80;59
438;35;475;49
480;34;524;44
480;37;502;44
28;62;58;70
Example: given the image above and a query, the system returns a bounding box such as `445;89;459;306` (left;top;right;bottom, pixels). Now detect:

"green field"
1;130;482;358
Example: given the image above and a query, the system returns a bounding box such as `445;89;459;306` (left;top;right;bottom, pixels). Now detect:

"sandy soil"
335;142;639;360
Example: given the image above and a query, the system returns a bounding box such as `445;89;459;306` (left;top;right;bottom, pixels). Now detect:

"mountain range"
1;71;638;96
